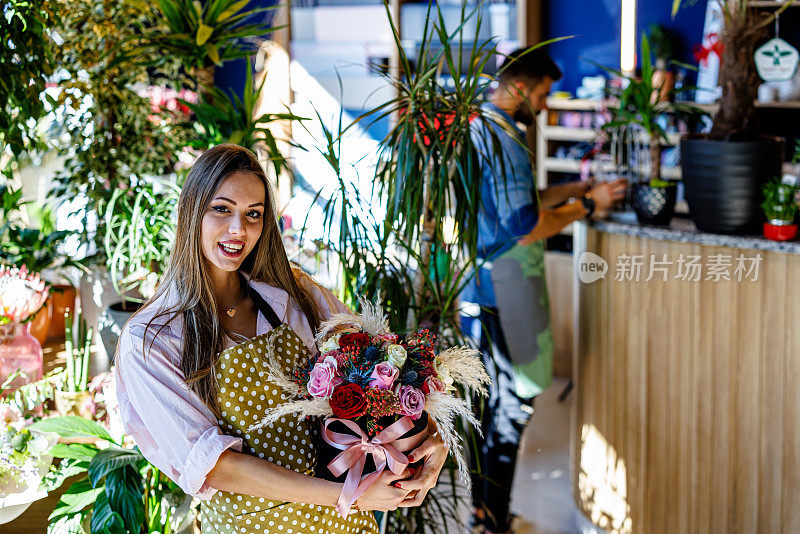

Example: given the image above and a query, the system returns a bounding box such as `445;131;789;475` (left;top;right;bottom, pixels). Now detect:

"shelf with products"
535;98;697;189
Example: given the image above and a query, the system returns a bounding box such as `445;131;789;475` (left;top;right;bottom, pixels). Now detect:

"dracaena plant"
599;35;707;185
30;416;192;534
151;0;279;91
300;2;563;531
340;1;563;332
671;0;797;139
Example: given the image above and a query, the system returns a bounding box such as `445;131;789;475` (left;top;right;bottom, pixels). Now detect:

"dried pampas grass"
254;333;304;398
425;391;483;486
249;397;333;432
315;297;390;342
436;346;491;396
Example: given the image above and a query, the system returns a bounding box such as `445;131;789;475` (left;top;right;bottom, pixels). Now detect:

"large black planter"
680;137;783;235
631;183;677;226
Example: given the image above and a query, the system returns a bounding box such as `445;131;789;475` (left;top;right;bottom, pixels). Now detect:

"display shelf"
543;157;682;180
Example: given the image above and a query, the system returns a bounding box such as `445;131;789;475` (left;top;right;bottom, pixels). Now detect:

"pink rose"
307;356;342;398
368;362;399;390
398;385;426;420
421;376;445;395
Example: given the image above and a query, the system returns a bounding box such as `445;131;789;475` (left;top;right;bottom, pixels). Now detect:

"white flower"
434;359;456;391
320;334;342;353
386;344;407;368
27;434;49;456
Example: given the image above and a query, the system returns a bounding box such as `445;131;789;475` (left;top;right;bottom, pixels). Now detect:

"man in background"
461;48;627;533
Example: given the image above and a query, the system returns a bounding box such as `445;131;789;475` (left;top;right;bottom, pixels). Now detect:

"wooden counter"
571;220;800;533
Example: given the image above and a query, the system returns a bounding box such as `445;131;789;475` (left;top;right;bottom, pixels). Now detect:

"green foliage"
761;177;799;222
324;1;564;335
601;36;707;143
0;368;65;418
151;0;278;70
35;417;189;534
182;58;302;179
0;0;59;161
104;180;180;300
47;0;188;263
0;186;81;274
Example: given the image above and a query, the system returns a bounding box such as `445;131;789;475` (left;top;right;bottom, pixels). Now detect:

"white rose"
386;344;407;368
320;334;342;353
434;360;456;391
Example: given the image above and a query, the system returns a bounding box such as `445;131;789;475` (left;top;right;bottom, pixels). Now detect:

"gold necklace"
225;288;246;317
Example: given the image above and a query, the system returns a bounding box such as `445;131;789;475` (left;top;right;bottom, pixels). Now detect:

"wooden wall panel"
573;229;800;533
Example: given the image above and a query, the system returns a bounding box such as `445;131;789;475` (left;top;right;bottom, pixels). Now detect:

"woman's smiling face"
201;171;266;274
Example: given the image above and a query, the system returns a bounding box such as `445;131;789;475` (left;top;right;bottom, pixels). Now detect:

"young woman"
115;144;448;533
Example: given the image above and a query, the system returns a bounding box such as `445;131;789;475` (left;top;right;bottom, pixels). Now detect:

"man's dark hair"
498;48;562;86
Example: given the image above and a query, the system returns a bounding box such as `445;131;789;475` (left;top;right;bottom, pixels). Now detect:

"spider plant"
104;180;180;303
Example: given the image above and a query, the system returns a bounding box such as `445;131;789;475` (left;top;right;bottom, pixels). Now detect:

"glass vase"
0;323;44;393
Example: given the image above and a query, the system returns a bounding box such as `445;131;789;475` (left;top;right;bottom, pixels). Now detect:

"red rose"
339;332;371;349
329;383;368;419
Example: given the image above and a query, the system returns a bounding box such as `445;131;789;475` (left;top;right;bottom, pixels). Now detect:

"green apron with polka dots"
199;312;379;534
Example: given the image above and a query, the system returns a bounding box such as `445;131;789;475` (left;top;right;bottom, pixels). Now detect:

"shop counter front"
571;218;800;533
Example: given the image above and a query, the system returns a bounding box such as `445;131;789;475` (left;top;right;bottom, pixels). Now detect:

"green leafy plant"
150;0;279;90
761;177;799;222
181;58;301;179
48;0;187;263
104;180;180;302
600;35;707;185
0;186;82;274
0;0;59;165
30;416;191;534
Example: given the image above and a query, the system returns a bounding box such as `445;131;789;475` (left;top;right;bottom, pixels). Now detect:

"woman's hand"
356;470;413;511
396;434;449;507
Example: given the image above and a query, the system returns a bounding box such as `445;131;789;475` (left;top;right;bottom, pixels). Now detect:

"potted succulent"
761;177;799;241
98;180;179;363
601;35;707;226
674;0;796;235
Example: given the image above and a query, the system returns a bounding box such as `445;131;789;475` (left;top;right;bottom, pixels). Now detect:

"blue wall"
543;0;709;94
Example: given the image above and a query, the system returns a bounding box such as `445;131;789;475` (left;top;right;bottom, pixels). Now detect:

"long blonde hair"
142;144;321;413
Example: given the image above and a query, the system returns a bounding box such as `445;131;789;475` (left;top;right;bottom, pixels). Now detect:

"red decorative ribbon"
694;32;724;67
322;416;424;517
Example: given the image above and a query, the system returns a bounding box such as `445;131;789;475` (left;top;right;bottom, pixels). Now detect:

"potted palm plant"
601;36;707;226
761;177;799;241
673;0;797;234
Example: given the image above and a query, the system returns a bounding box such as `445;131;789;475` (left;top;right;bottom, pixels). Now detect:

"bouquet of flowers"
0;425;59;523
0;266;49;324
251;300;490;517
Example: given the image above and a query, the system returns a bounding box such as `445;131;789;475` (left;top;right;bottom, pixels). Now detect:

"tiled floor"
455;378;606;534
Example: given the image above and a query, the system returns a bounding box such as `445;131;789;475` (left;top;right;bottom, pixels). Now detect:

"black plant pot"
315;413;428;482
680;137;783;235
631;183;677;226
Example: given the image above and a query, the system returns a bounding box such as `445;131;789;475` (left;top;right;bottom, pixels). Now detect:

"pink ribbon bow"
322;416;422;517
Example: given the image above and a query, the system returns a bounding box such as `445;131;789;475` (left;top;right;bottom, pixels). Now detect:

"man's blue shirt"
461;102;539;307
